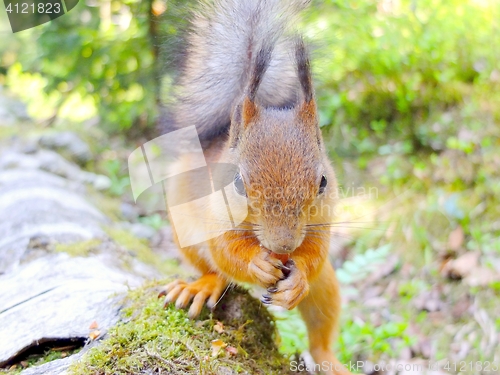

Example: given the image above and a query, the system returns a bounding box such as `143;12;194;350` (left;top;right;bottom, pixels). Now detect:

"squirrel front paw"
248;250;289;288
261;259;309;310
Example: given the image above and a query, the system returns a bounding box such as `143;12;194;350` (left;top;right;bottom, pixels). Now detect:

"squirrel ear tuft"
295;37;313;103
234;43;270;129
295;37;318;126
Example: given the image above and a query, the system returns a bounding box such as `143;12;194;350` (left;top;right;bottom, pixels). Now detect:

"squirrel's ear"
232;97;259;128
298;99;317;125
295;38;317;125
232;43;270;130
229;97;259;148
241;97;259;127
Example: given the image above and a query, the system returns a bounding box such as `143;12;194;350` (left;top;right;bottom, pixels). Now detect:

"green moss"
0;347;82;375
88;192;123;222
106;228;151;259
54;227;180;275
55;239;102;257
105;228;180;276
68;281;305;375
0;126;17;140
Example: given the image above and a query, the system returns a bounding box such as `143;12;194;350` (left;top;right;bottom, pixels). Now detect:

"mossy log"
0;134;307;375
67;284;307;375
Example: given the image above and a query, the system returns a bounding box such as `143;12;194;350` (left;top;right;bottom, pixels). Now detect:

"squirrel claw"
264;262;309;310
260;294;272;304
279;259;294;278
279;263;291;273
274;261;284;270
159;275;227;318
159;279;186;303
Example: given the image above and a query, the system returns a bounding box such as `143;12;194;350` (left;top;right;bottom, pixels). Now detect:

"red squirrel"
158;1;355;374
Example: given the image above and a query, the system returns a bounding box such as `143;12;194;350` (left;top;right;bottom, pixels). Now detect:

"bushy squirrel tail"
161;0;309;142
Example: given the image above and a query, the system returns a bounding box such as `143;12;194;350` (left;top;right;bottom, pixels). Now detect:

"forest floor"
1;88;499;375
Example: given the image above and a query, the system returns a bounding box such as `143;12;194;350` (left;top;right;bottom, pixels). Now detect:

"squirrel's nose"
271;241;296;254
281;245;292;252
266;227;299;254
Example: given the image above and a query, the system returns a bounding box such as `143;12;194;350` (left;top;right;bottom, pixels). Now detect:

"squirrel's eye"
234;172;247;196
318;175;327;195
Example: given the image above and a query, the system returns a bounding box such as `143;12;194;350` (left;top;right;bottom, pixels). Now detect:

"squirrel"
158;0;355;374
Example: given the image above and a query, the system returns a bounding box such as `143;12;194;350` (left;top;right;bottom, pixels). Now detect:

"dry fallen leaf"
225;346;238;356
464;267;500;287
213;321;224;334
89;330;101;340
89;321;99;330
441;252;480;279
419;338;433;359
452;294;471;319
414;289;445;312
211;339;227;357
448;226;465;250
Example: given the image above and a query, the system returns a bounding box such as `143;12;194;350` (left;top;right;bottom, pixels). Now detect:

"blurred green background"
1;0;499;371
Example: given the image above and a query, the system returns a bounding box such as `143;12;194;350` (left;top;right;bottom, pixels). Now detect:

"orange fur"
242;97;259;127
160;24;355;375
162;109;355;374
